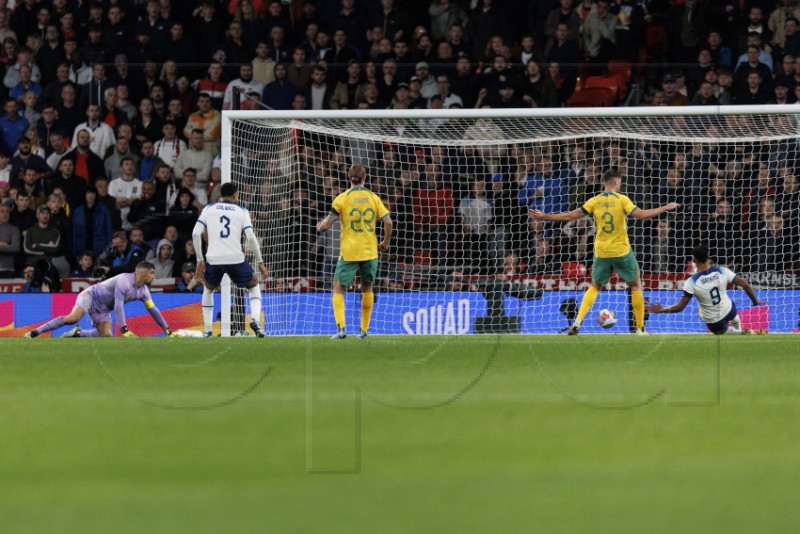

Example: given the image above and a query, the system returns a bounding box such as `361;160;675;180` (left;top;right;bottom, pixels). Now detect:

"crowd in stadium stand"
1;0;800;291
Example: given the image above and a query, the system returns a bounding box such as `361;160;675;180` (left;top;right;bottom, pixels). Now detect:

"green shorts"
334;258;378;287
592;251;640;285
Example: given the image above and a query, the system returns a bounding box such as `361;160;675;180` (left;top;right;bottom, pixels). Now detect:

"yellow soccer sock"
632;290;645;330
361;292;374;333
575;285;600;327
333;293;346;330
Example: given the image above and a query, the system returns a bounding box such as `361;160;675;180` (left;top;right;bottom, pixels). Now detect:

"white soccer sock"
248;285;262;327
730;315;741;329
202;288;214;333
725;326;742;335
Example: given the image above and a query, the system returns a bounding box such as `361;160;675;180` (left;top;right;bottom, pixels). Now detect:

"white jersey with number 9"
683;266;736;323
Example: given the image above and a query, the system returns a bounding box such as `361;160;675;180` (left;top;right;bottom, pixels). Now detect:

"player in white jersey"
648;245;767;334
192;182;269;337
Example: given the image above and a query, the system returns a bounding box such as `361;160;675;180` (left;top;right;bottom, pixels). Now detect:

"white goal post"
220;106;800;335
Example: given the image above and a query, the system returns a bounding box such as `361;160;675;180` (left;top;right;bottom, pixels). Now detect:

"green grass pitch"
2;334;799;533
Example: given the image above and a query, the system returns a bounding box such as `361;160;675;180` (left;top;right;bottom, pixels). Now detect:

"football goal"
221;106;800;335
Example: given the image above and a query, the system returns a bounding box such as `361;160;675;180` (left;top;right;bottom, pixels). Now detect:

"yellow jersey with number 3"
331;186;390;261
582;192;637;258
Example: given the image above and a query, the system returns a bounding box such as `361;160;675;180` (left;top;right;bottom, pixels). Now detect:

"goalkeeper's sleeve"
144;299;169;331
244;227;264;264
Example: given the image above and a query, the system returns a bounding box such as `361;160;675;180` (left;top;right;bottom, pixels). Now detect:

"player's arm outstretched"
732;275;767;307
648;294;692;314
529;208;585;222
629;202;680;220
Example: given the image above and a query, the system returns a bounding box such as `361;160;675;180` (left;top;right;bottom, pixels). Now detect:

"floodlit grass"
1;335;799;533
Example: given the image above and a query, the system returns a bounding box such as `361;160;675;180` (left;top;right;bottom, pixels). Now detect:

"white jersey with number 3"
196;201;252;264
683;266;737;323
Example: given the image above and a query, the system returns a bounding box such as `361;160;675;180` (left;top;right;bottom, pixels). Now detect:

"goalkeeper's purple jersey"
92;273;152;309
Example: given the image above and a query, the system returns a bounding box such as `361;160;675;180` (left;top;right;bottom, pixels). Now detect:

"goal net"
223;107;800;335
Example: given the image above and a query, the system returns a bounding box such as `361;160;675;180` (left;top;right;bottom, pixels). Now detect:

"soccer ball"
597;309;617;329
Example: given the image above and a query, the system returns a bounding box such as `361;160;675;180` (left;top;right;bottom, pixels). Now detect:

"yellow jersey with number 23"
581;192;638;259
331;186;390;262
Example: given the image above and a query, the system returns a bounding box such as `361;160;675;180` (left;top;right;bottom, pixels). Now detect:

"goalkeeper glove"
120;326;137;338
164;328;177;337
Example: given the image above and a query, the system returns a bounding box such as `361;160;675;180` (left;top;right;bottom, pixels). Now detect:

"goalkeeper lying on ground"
25;261;177;338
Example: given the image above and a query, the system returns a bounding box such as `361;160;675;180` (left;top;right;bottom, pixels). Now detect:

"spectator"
520;59;559;108
738;7;772;55
168;187;199;242
108;156;143;229
196;62;228;112
65;130;102;186
174;130;213;187
175;261;202;292
164;99;188;141
164;21;196;72
99;230;145;278
51;157;85;212
268;25;291;64
429;1;468;43
72;104;115;158
98;87;129;132
303;65;334;110
646;219;684;272
707;30;733;70
21;263;50;293
131;98;162;149
11;134;49;181
128;226;151;258
104;137;139;182
689;81;721;105
469;1;505;60
368;0;410;44
0;201;19;277
24;203;68;276
223;64;263;111
252;40;277;87
136;140;159;183
183;93;221;156
9;64;40;107
70;250;95;278
734;69;771;104
9;190;36;233
261;63;298;111
3;46;41;90
0;97;28;153
177;168;208;209
288;46;313;92
128;180;166;242
458;178;492;273
770;80;795;103
583;0;618;69
661;73;690;106
171;233;199;277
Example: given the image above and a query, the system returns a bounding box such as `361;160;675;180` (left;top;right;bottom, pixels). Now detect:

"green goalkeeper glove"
165;328;177;337
120;326;137;338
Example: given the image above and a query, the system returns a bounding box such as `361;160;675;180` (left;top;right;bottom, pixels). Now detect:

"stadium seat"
607;60;632;84
584;74;629;101
566;87;615;107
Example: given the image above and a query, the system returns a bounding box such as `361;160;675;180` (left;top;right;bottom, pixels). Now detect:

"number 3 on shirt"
600;211;615;234
349;208;375;233
219;215;231;238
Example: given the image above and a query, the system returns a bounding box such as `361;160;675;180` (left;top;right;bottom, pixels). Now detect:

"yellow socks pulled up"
632;289;645;330
575;285;600;327
333;293;345;330
361;292;374;333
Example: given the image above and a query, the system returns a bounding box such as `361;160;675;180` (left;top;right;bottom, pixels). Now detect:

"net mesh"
228;110;800;335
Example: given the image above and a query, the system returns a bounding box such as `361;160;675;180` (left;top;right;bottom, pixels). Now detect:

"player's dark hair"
220;182;238;197
692;245;710;264
137;261;155;271
602;169;621;182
